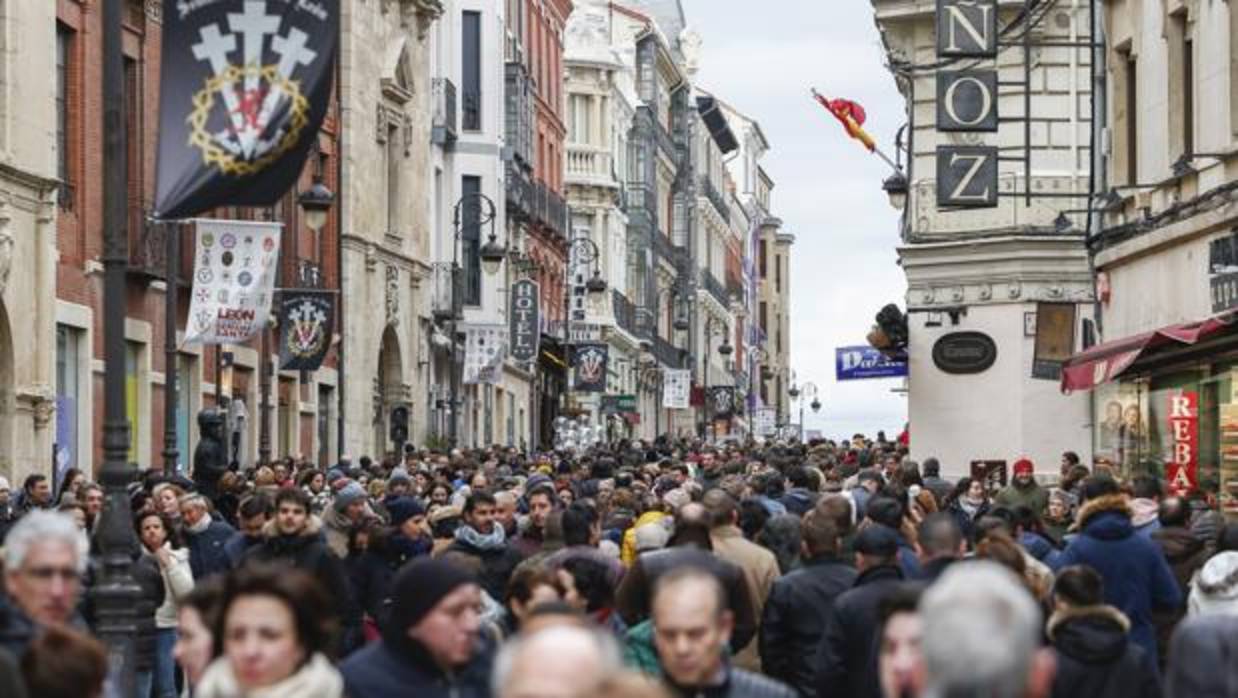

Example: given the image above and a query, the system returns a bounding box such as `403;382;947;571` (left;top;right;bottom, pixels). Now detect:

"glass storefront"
1092;360;1238;518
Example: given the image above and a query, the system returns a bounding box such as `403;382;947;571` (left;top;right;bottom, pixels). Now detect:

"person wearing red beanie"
994;458;1049;516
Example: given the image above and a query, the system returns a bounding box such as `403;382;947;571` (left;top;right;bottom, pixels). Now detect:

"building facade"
338;0;442;460
872;0;1095;475
54;0;343;483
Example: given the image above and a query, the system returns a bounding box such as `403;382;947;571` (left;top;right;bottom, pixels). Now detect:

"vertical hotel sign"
935;0;1000;208
1167;391;1198;495
509;279;540;363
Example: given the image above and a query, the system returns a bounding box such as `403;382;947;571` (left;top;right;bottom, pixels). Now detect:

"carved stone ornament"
17;384;56;429
0;203;12;297
385;264;400;327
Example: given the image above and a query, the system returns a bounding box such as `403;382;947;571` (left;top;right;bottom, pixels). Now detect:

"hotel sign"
509;279;540;362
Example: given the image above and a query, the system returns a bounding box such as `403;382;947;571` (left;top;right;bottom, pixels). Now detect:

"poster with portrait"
1094;381;1146;471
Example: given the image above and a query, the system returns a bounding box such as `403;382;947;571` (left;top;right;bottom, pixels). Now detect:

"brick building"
54;0;342;478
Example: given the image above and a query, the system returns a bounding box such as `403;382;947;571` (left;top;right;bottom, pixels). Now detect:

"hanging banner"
754;408;776;438
509;279;541;362
276;290;335;371
184;219;281;345
1167;391;1198;496
836;346;909;381
663;369;691;409
708;387;735;419
154;0;340;219
572;343;608;393
463;324;506;386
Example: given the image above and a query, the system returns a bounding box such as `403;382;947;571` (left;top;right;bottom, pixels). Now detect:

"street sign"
600;394;637;415
932;331;998;374
836;346;909;381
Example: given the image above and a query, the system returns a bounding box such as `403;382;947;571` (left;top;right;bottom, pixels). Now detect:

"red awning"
1061;311;1238;392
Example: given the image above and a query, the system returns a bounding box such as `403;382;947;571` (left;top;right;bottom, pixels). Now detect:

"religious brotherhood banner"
154;0;339;219
754;408;776;438
276;290;334;371
708;387;735;419
662;369;691;409
184;219;281;344
463;324;506;386
572;344;608;393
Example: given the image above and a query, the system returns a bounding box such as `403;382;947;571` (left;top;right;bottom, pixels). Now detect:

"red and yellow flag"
813;92;877;152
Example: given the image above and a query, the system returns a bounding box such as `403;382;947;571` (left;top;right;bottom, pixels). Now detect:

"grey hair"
179;492;208;510
920;561;1042;698
3;510;90;574
491;625;623;697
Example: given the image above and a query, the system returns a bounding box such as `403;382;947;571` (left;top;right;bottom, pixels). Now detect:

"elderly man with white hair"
919;561;1056;698
493;624;624;698
0;510;90;657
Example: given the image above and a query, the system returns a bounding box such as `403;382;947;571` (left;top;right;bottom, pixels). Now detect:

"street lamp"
795;381;820;441
297;176;335;234
702;315;731;442
882;170;908;210
447;192;500;446
479;233;507;276
747;346;768;437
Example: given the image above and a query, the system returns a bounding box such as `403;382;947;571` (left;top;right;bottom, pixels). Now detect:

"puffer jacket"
1054;494;1181;661
760;554;858;698
1047;604;1160;698
1188;551;1238;618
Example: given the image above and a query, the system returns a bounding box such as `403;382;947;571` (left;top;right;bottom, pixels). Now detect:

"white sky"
683;0;909;440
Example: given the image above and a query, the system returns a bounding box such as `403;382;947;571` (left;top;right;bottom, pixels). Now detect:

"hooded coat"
1054;494;1181;662
1151;525;1211;667
1188;551;1238;618
1047;604;1160;698
340;631;494;698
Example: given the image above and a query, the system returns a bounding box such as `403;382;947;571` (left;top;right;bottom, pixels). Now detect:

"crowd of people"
0;435;1235;698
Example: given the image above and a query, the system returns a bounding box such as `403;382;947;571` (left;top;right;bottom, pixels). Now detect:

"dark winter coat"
814;564;907;698
0;647;25;698
1054;494;1181;663
1048;604;1161;698
779;488;817;517
340;632;493;698
223;531;264;569
759;554;858;698
615;545;757;654
948;498;990;543
350;532;432;627
443;536;526;601
1020;530;1064;568
183;515;237;581
131;552;166;672
1165;614;1238;697
1150;525;1211;668
922;475;954;506
242;517;362;654
664;664;797;698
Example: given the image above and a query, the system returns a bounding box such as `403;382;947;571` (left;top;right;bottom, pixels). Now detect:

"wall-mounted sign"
937;146;998;208
1167;391;1198;495
936;0;997;57
836;346;909;381
600;394;638;415
1031;302;1077;380
932;331;998;374
937;70;998;132
509;279;540;362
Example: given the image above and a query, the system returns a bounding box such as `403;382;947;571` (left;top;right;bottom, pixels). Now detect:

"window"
462;11;482;131
318;385;332;468
759;240;768;278
759;301;768;333
56;24;73;207
386;123;401;233
775;254;782;293
1113;47;1138;187
1168;13;1192;160
123;56;141;236
461;175;482;305
55;326;81;481
126;342;142;464
177;356;193;475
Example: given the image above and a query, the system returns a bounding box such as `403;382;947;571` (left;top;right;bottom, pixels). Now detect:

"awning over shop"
1060;311;1238;393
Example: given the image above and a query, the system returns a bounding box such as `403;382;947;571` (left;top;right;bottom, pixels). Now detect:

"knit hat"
333;480;367;513
326;468;346;486
388;558;476;633
525;473;554;494
1013;458;1034;476
634;521;671;552
387;496;426;527
388;468;412;487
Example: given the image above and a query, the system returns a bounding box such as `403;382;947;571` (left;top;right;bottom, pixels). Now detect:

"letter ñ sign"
937;0;998;57
937;146;999;208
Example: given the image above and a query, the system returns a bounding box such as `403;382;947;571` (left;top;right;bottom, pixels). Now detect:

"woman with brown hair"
196;566;344;698
20;626;107;698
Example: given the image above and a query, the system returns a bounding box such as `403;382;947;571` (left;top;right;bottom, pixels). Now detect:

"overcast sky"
682;0;908;439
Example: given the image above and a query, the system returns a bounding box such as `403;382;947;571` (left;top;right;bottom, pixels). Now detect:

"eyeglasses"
22;566;80;583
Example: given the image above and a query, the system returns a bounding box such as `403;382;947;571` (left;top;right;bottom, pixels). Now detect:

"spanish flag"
813;91;877;152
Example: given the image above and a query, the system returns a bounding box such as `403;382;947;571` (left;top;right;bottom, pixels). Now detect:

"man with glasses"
0;510;89;657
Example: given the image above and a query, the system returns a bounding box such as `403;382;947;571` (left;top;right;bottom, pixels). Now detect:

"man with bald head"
494;625;622;698
652;566;795;698
704;489;780;671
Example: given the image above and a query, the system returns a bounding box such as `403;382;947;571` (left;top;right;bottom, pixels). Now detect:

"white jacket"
153;544;194;628
1188;551;1238;618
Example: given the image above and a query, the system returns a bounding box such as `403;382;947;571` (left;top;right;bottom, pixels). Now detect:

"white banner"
662;369;691;409
184;219;282;345
463;324;507;386
754;408;777;438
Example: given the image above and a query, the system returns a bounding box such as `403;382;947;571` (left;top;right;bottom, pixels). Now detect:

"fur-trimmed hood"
1191;551;1238;612
261;513;323;540
1047;604;1130;641
1075;493;1132;530
1048;604;1133;665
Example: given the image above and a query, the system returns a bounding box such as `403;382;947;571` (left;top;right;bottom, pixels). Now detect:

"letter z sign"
937;146;998;208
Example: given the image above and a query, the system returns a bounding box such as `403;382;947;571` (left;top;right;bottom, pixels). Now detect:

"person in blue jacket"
1053;475;1180;665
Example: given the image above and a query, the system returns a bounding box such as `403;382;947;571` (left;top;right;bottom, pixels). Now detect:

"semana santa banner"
184;219;281;345
663;369;690;409
572;344;608;393
463;324;506;386
708;386;735;419
277;290;334;371
154;0;339;219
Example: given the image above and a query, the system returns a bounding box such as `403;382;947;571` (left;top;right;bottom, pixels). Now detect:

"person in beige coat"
703;489;780;672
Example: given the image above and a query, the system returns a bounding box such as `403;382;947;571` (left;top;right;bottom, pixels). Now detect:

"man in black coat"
179;492;235;581
760;507;857;697
915;512;965;583
814;525;907;698
444;492;524;600
242;487;361;654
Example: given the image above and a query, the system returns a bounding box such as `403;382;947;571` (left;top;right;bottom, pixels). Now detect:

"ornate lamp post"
702;315;732;442
447;192;500;446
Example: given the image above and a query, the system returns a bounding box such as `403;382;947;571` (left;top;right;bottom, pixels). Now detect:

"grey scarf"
455;523;506;551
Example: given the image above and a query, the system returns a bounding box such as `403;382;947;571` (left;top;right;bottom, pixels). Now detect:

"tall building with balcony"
339;0;443;459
